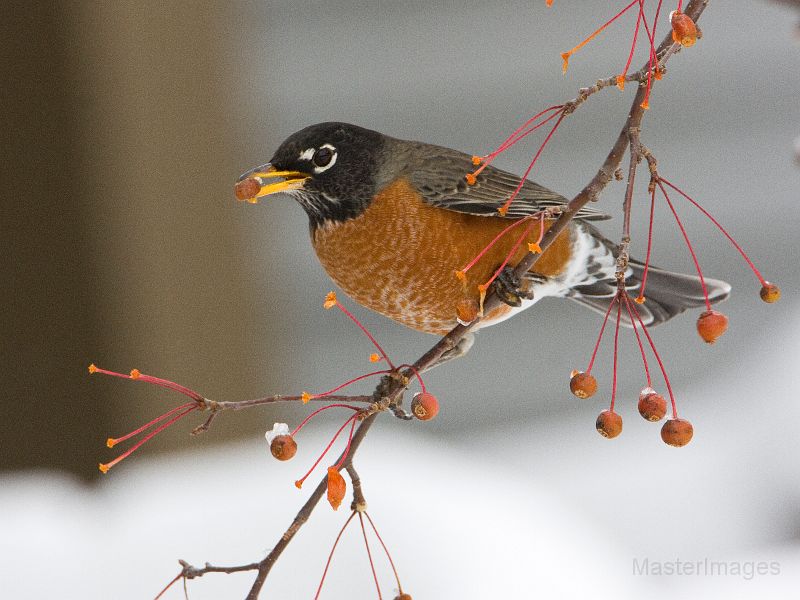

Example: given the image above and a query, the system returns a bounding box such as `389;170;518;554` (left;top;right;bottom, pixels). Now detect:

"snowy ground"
3;313;799;599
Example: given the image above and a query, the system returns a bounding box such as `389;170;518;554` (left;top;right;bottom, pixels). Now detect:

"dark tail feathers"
569;259;731;327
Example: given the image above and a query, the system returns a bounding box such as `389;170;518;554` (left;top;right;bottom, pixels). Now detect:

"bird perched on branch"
236;122;728;360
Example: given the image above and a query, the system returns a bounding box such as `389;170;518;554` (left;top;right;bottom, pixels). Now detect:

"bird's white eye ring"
312;144;337;173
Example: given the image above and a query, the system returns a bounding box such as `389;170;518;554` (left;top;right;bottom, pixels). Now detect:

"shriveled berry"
234;177;261;201
569;371;597;399
696;310;728;344
270;434;297;461
411;392;439;421
760;282;781;303
326;467;346;510
638;388;667;422
596;410;623;439
670;10;698;47
455;298;479;325
661;418;693;447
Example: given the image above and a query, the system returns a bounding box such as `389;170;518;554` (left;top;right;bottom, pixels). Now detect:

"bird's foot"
491;266;534;307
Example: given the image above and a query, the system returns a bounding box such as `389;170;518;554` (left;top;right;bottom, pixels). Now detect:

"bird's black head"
240;122;391;228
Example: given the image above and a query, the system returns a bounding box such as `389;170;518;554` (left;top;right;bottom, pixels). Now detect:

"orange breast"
312;178;573;334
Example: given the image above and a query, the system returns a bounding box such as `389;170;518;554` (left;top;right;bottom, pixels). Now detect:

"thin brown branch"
346;463;367;511
155;560;261;600
178;3;712;598
245;413;379;600
188;394;374;436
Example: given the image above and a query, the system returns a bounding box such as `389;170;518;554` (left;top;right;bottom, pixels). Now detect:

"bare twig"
173;2;711;598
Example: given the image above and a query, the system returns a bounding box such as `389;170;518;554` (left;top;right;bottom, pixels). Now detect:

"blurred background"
2;1;799;598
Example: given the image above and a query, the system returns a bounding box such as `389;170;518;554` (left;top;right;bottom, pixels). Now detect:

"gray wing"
404;143;611;221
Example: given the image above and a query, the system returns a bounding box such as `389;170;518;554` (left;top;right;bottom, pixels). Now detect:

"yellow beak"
234;163;309;203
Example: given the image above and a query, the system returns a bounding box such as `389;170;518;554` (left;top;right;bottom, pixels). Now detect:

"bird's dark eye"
313;147;334;168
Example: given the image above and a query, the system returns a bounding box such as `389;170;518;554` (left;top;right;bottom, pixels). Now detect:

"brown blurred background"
2;2;291;479
2;1;798;482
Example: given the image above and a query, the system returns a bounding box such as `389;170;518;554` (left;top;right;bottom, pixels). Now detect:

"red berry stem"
290;404;361;437
307;370;393;401
358;512;384;600
364;512;405;596
586;294;619;375
623;294;652;387
106;401;197;448
560;0;640;73
653;0;666;41
610;297;623;412
499;112;566;216
476;105;565;170
639;0;658;109
628;299;679;418
295;413;360;489
637;186;657;301
334;415;359;470
660;177;769;286
314;511;357;600
618;0;644;86
333;301;396;370
100;404;198;473
397;363;427;393
457;215;532;275
657;180;711;310
481;219;537;289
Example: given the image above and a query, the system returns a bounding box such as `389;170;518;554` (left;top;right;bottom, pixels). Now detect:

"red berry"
661;418;693;447
596;410;623;439
411;392;439;421
696;310;728;344
234;177;261;201
270;434;297;461
569;371;597;399
760;282;781;303
638;388;667;422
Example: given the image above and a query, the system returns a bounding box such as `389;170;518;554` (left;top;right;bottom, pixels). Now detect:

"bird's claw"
492;266;534;307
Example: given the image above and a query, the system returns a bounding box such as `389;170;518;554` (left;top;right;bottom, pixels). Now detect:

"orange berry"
234;177;261;201
760;282;781;303
696;310;728;344
661;418;693;447
670;10;697;47
270;434;297;461
465;173;477;185
326;467;346;510
455;298;479;325
596;410;623;439
411;392;439;421
637;388;667;422
394;595;413;600
569;371;597;399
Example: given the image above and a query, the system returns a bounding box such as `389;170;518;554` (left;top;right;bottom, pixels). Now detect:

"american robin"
236;122;729;360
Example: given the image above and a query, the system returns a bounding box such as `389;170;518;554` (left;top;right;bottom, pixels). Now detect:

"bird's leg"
492;266;534;307
421;333;475;374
